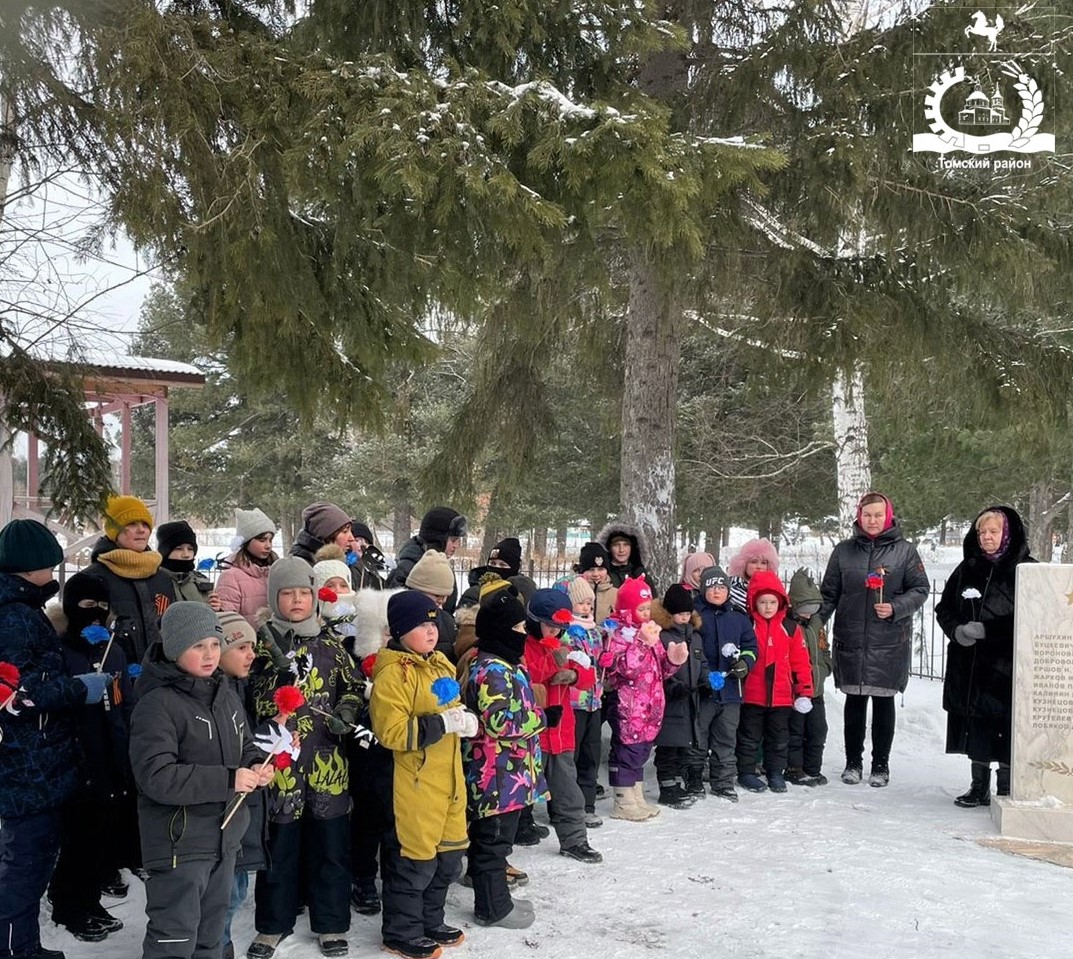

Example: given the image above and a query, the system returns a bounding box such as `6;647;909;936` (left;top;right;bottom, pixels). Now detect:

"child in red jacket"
522;590;603;864
735;570;814;794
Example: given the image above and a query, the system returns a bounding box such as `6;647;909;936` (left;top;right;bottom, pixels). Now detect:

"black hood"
963;505;1030;567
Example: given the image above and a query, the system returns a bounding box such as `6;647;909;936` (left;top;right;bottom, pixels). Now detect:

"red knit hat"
614;575;653;623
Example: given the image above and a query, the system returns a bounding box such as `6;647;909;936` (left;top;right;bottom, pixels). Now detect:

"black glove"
328;702;358;736
728;659;749;680
544;705;563;729
257;623;294;671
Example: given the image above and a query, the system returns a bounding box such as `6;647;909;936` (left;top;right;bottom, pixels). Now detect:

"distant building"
958;84;1008;126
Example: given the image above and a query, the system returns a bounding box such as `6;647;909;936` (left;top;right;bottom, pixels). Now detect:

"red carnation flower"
273;685;306;716
551;609;572;626
864;573;884;590
0;661;19;689
318;586;338;603
273;752;292;770
361;654;378;678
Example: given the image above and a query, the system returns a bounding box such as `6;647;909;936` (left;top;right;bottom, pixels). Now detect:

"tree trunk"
831;364;872;536
619;253;683;590
0;96;15;220
1028;480;1055;562
555;525;568;558
480;523;499;560
533;526;548;559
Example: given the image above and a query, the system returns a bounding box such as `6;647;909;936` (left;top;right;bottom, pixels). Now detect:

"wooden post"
154;396;169;523
0;419;12;528
120;401;132;494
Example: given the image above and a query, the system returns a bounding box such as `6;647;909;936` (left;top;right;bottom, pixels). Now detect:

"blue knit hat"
388;590;439;642
525;587;573;636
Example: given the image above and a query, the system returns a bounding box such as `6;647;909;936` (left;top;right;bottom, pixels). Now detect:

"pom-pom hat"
526;588;574;636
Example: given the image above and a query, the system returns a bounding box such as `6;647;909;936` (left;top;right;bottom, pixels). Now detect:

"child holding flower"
603;576;689;821
370;591;476;959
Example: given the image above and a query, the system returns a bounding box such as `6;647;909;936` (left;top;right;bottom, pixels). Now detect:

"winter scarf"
96;547;164;580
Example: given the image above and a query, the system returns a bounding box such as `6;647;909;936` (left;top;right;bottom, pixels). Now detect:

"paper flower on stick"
709;672;726;691
961;588;982;600
431;677;460;707
865;573;885;590
566;624;588;642
601;618;620;632
273;751;292;770
721;643;740;658
361;654;378;678
0;661;20;691
81;624;110;645
318;586;338;603
127;664;142;679
197;558;216;572
273;685;306;717
345;551;359;567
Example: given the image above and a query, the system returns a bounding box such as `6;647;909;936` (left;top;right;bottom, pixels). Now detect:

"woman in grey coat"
819;492;929;788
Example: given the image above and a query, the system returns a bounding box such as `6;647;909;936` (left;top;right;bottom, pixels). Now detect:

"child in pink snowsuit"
601;576;688;820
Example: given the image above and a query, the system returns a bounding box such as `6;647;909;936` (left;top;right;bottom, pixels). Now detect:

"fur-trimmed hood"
727;538;780;578
650;599;701;631
596;519;649;565
349;588;403;661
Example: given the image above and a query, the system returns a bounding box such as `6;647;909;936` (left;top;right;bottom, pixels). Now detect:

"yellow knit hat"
103;495;154;540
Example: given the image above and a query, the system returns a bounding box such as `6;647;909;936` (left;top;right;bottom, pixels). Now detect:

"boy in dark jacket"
0;520;111;959
48;571;137;942
653;584;707;808
130;602;272;959
693;567;757;802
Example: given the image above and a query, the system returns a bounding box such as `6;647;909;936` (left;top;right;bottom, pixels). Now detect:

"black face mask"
476;622;527;665
162;557;196;574
62;573;111;639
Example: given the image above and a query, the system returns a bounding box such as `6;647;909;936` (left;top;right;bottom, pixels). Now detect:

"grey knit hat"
162;601;225;661
234;507;275;547
301;502;351;543
217;610;257;652
268;556;316;619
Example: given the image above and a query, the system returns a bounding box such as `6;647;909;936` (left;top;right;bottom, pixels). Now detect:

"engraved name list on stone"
1030;633;1073;730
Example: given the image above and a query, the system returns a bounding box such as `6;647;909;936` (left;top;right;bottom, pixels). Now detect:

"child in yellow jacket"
370;591;478;959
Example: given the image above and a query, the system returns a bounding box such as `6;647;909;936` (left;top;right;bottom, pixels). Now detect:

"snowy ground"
53;678;1073;959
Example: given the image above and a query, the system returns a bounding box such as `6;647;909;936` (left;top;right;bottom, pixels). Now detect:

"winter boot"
712;785;739;802
247;933;290;959
584;808;604;828
380;937;443;959
611;786;650;821
737;772;767;793
767;772;787;793
559;841;603;864
632;782;662;818
955;763;991;806
350;878;381;915
684;768;707;800
475;899;536;929
318;934;349;957
657;780;694;810
996;764;1011;796
868;764;890;788
513;816;548;846
425;924;465;947
840;764;863;785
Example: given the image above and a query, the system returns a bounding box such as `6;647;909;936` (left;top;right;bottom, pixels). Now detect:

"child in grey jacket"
130;602;272;959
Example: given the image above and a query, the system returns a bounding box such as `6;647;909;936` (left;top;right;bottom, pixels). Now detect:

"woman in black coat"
935;506;1034;808
819;492;929;787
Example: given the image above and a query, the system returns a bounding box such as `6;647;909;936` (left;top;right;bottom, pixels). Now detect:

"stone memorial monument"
992;563;1073;842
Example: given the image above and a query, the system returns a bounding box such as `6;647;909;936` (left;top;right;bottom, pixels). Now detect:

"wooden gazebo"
0;354;205;558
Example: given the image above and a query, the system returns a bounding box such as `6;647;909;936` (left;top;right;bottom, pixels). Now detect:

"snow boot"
559;841;603;864
869;764;890;788
657;780;694;809
712;785;739;802
684;768;707;800
955;762;991;807
513;816;548;846
633;782;662;818
475;899;535;929
737;773;767;793
425;924;465;947
611;786;650;821
318;934;349;957
350;878;381;915
584;808;604;828
767;772;788;793
381;937;443;958
247;933;290;959
996;764;1011;796
840;764;863;785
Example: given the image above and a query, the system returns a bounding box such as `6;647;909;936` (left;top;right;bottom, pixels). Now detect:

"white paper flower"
961;588;982;600
721;643;740;658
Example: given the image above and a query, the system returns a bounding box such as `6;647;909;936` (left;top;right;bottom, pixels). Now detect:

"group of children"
0;500;835;959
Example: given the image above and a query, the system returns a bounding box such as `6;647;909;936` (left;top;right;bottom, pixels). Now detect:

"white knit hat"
233;508;275;550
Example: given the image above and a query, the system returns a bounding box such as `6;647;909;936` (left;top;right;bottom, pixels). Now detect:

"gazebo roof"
47;352;206;396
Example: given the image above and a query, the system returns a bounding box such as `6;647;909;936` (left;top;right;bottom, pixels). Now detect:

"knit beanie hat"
162;601;224;662
387;590;439;642
418;507;467;550
567;576;595;608
61;570;110;638
268;556;316;618
614;575;653;621
156;520;198;558
487;537;522;578
700;566;730;592
406;549;455;596
681;551;715;587
234;508;275;548
313;545;353;594
103;495;154;540
301;501;351;543
0;519;63;573
663;583;694;616
351;520;374;544
217;610;257;652
577;541;609;573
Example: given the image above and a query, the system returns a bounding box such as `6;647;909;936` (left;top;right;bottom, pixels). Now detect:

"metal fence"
455;559;952;682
